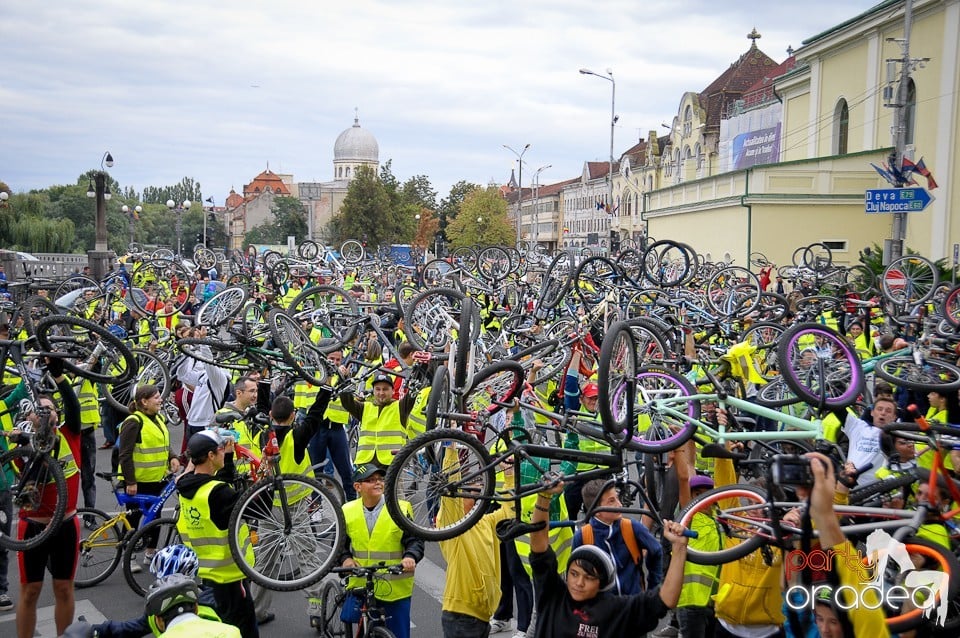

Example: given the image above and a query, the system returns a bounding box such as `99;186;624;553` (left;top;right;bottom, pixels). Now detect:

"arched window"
683;105;693;136
345;167;351;178
905;78;916;146
834;99;849;155
337;167;342;178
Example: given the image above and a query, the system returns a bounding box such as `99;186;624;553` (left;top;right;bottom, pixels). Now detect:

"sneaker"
0;594;13;612
130;561;142;574
651;626;679;638
489;619;511;633
510;632;527;638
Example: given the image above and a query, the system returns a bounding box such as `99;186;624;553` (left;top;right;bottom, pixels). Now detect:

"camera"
771;454;814;487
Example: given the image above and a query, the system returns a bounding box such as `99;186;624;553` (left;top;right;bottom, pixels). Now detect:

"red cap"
582;383;599;398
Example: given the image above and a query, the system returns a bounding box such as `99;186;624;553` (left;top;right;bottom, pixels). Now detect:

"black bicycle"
314;562;406;638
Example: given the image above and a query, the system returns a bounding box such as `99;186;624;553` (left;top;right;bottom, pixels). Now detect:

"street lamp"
121;205;142;247
166;199;192;256
531;164;552;248
503;143;530;242
476;216;484;244
580;67;616;252
86;152;114;252
0;191;8;206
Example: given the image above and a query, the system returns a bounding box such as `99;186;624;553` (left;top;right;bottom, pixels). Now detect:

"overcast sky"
1;0;882;205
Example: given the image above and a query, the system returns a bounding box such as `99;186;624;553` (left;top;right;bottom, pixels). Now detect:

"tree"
141;177;203;206
331;165;393;246
447;187;515;248
413;208;439;250
401;175;437;212
438;180;481;242
245;196;308;245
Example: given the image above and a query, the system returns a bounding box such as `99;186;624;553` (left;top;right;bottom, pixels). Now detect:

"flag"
871;163;896;186
914;157;938;190
205;196;214;204
595;200;604;211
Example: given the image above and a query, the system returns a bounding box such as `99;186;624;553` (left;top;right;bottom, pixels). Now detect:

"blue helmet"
149;544;199;579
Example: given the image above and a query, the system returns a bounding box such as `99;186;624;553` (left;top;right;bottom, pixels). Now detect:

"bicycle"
74;472;178;589
316;562;407;638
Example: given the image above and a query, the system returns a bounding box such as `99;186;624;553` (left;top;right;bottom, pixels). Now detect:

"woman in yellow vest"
337;464;424;638
118;385;180;567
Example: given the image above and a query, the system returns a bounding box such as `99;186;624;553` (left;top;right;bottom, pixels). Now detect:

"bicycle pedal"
309;615;321;628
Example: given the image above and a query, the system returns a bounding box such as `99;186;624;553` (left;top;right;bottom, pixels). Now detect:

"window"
905;78;916;146
683;106;693;136
834;99;849;155
821;240;847;251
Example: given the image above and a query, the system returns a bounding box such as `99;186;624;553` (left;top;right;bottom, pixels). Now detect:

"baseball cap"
372;373;393;387
353;464;386;482
690;475;715;490
186;430;223;458
582;383;599;399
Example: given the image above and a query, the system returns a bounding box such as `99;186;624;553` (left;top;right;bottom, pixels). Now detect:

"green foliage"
447;187;514;247
331;165;394;246
141;177;203;206
0;192;75;252
245;196;308;245
439;180;481;224
860;242;955;282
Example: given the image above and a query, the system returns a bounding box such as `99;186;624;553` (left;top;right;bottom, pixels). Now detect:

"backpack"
580;518;642;565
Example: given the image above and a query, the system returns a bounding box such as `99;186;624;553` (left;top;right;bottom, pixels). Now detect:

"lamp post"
121;205;142;247
86;152;114;252
476;216;484;245
531;164;552;249
580;67;616;253
503;143;530;242
0;191;8;206
166;199;192;256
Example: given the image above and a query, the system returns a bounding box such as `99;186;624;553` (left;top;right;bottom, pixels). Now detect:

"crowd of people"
0;247;955;638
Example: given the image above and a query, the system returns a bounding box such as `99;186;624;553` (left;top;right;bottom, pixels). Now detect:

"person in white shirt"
841;396;897;486
179;327;231;439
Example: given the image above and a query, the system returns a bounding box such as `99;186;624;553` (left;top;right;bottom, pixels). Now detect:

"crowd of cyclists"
0;237;959;638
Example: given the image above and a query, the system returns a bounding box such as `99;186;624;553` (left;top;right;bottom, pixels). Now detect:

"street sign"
884;268;906;293
865;187;933;214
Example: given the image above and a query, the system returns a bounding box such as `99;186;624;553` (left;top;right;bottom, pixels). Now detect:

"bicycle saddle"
496;518;546;542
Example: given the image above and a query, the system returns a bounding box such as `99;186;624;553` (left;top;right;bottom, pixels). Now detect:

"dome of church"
334;117;379;162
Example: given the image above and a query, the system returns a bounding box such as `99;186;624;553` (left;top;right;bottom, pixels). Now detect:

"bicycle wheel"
299;240;320;261
740;321;785;382
881;255;938;305
384;429;495;541
129;259;192;316
102;348;171;413
403;287;466;351
287;285;361;351
875;356;960;392
754;377;801;408
802;242;833;273
453;297;476;390
627;366;700;453
942;285;960;328
122;516;183;597
776;322;863;409
642;239;692;287
74;508;123;588
677;483;768;565
268;308;331;385
228;475;345;591
369;627;398;638
424;365;453;431
573;256;620;305
477;246;512;283
177;337;250;370
35;315;138;384
21;295;62;335
624;318;669;366
0;447;67;551
883;535;960;634
597;320;637;436
537;252;572;309
451;246;477;271
340;240;365;264
317;578;348;637
707;266;761;317
462;361;524;418
196;286;249;327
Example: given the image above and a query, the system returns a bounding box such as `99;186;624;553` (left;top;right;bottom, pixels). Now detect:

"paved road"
2;444;528;637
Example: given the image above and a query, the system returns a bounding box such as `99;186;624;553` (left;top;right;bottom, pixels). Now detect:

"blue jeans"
306;422;356;501
80;428;97;510
378;597;411;638
493;540;533;632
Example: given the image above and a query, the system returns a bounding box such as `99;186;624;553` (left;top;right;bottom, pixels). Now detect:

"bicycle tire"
453;297;475;390
403;287;466;351
537;252;572;309
641;239;692;287
848;472;918;505
101;348;171;414
369;627;398;638
477;246;512;283
707;266;761;317
450;246;477;271
776;322;863;409
874;356;960;392
740;321;785;382
942;285;960;328
424;365;453;431
268;308;331;385
176;337;250;370
129;259;192;317
35;315;138;385
573;256;621;305
122;515;183;597
74;507;123;587
21;295;62;336
881;255;938;305
623;318;669;366
462;360;524;418
754;377;801;408
340;240;365;265
0;446;68;551
299;240;320;261
597;320;638;436
196;286;249;327
317;579;348;637
384;428;495;541
228;474;345;591
678;483;768;565
287;285;361;351
884;535;960;634
624;366;700;453
801;242;833;272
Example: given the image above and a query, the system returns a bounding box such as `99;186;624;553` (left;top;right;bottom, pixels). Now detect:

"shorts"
18;515;80;584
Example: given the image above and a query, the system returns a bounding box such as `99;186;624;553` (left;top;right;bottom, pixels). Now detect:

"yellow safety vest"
74;377;100;431
177;480;254;584
677;511;722;607
406;387;430;438
342;498;415;601
276;427;314;504
564;414;611;472
354;401;405;466
121;412;170;483
324;389;351;425
154;615;239;638
514;493;573;577
293;380;321;411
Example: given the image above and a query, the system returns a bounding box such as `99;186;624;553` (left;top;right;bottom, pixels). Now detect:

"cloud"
0;0;880;204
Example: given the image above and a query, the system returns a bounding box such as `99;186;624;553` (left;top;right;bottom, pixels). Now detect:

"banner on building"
732;124;782;169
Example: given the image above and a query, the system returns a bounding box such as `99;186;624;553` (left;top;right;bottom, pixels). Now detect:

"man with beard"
339;372;416;470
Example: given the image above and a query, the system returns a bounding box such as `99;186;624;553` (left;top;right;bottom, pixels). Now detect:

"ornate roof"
334;116;379;163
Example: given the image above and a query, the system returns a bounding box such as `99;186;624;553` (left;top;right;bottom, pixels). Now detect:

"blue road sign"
865;187;933;214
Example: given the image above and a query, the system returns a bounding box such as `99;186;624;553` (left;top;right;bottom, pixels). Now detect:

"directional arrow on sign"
865;187;934;214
